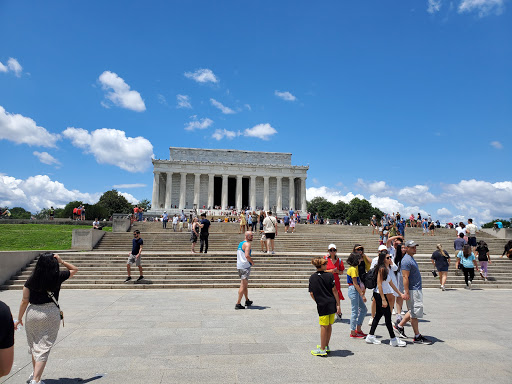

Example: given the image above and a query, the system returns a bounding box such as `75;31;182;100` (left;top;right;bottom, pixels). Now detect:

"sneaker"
350;333;365;339
310;348;327;356
395;314;403;324
235;304;245;310
317;345;330;353
27;373;34;383
365;335;381;344
468;281;472;290
271;251;275;255
479;270;485;279
30;381;45;384
124;276;131;283
441;285;445;291
392;308;396;315
368;317;373;326
356;330;367;337
245;300;253;306
400;310;407;315
390;337;406;347
394;322;407;338
413;334;431;344
136;275;144;281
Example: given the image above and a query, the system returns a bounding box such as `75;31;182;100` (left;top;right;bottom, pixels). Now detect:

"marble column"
289;176;295;210
276;176;282;212
165;172;173;209
301;177;307;213
152;172;160;210
208;173;214;209
236;175;242;211
179;172;187;209
221;174;228;210
263;176;270;211
194;173;201;208
250;176;256;211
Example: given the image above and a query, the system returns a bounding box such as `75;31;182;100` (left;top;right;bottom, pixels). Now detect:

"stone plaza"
1;288;511;384
150;147;308;214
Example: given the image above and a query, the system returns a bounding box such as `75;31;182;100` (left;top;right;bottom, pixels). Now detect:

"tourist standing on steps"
239;211;246;234
346;252;367;339
456;244;478;289
162;211;168;229
309;257;341;356
431;244;450;290
476;240;491;281
14;253;78;384
365;250;406;347
251;211;258;232
0;300;14;378
125;230;144;282
172;214;178;232
466;218;478;252
199;213;210;254
283;212;290;233
290;215;296;233
453;232;466;275
190;217;200;253
393;240;431;344
324;243;345;319
263;210;278;254
235;231;254;310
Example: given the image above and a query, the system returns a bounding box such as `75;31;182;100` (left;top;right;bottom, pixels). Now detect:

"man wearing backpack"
393;240;431;344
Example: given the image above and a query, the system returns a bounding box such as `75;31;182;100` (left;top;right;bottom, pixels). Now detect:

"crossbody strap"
47;291;60;309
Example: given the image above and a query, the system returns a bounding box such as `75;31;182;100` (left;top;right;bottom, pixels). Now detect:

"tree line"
307;197;384;225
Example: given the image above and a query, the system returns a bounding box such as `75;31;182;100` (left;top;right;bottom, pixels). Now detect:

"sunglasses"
329;248;336;252
386;256;392;260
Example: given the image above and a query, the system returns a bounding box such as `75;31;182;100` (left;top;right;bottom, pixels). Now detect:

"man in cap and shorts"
125;230;144;283
235;231;254;309
393;240;431;344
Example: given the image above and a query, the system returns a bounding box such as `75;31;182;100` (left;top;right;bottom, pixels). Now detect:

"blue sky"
0;0;510;224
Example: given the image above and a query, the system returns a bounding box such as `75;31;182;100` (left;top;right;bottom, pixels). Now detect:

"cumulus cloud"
437;207;452;217
306;186;364;204
274;90;297;101
98;71;146;112
62;127;154;172
490;141;503;149
33;151;60;167
397;185;437;206
243;123;277;140
0;106;60;147
428;0;442;13
184;68;219;83
210;98;235;114
177;94;192;109
112;183;146;189
184;116;213;131
0;58;22;77
212;129;239;141
356;179;393;195
458;0;504;16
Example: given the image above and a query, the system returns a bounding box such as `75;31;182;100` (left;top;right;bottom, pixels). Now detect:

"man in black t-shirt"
309;257;341;357
125;230;144;283
199;213;211;254
0;300;14;377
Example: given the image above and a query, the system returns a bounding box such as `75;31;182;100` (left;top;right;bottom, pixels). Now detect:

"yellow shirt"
346;266;360;285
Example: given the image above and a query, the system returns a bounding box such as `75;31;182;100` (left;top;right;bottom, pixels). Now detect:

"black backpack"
362;267;378;290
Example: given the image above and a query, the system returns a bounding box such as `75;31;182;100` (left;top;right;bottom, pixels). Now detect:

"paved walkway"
1;288;511;384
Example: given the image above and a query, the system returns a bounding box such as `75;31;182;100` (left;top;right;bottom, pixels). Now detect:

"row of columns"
152;172;307;212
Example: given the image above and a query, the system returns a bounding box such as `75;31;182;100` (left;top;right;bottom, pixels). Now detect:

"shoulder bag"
47;291;65;327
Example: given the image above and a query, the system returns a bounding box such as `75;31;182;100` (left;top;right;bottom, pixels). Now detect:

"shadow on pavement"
329;349;354;357
246;305;270;310
44;375;104;383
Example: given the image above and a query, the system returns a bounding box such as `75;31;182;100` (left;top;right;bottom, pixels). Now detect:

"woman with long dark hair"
346;252;367;338
456;245;478;289
366;250;406;347
14;253;78;384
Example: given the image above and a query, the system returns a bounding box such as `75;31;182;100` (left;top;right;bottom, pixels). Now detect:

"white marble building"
150;147;308;214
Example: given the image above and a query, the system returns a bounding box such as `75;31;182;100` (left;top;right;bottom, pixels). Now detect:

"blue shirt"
283;215;290;224
457;252;476;268
401;254;422;290
132;238;143;255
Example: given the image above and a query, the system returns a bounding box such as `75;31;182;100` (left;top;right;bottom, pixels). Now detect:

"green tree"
97;189;133;217
83;203;109;221
58;201;83;219
138;198;151;211
10;207;32;219
481;219;511;229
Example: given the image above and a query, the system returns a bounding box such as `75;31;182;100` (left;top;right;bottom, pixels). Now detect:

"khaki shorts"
406;289;424;318
127;254;142;267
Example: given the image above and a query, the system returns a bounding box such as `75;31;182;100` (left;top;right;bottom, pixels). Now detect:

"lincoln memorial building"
150;147;308;214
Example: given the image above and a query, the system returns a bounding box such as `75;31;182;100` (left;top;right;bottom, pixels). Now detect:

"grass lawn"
0;224;111;251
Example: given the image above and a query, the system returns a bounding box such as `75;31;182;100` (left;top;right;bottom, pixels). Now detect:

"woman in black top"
502;240;512;259
476;240;491;281
14;253;78;384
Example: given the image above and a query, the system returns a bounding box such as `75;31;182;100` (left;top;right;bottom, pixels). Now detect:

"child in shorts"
260;231;267;252
309;257;341;356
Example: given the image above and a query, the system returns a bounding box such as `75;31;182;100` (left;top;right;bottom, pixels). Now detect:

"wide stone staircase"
2;223;511;290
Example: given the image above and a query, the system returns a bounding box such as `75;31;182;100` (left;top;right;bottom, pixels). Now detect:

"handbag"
47;291;65;327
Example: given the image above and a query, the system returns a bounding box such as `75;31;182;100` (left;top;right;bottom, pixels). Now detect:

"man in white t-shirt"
263;210;278;254
466;218;478;251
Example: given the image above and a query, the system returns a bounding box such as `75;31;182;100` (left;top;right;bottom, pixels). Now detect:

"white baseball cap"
328;244;337;251
378;244;388;251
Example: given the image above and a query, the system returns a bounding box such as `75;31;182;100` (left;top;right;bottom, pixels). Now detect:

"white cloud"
184;117;213;131
437;207;452;216
157;94;168;105
306;186;364;204
490;141;503;149
212;129;239;141
177;94;192;109
356;179;393;195
244;104;252;111
112;183;146;189
428;0;442;13
62;127;154;172
458;0;504;16
0;106;60;147
210;98;235;114
274;90;297;101
33;151;60;166
184;68;219;84
98;71;146;112
397;185;436;205
0;58;22;77
119;191;139;205
243;123;277;140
